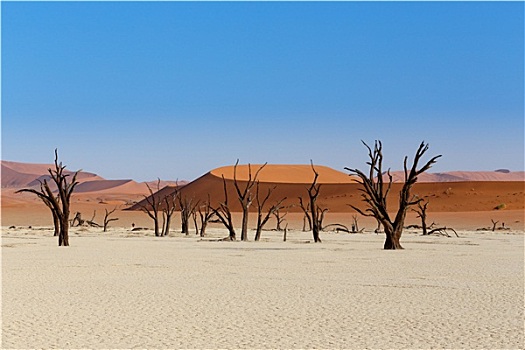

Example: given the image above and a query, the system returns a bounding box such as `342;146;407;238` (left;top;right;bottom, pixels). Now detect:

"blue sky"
2;1;523;181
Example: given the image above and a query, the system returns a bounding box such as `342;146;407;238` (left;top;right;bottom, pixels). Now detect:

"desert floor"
2;226;523;349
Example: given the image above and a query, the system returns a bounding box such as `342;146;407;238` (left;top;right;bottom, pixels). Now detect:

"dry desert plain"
1;162;524;349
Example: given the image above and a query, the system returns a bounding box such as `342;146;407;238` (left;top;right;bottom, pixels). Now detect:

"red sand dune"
211;164;358;184
130;164;525;214
2;162;524;230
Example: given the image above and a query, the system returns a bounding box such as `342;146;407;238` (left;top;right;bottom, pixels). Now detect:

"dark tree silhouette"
346;141;441;250
162;187;179;236
211;175;237;240
139;179;162;236
198;195;214;237
254;182;286;241
413;200;429;235
178;194;197;235
233;161;267;241
272;209;287;231
103;207;119;232
306;162;323;243
298;197;312;232
16;150;79;246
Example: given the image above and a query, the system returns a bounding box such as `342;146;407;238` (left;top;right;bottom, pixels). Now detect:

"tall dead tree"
16;150;79;246
305;162;322;243
211;175;237;240
233;161;267;241
140;179;162;236
103;207;119;232
346;141;441;250
254;182;287;241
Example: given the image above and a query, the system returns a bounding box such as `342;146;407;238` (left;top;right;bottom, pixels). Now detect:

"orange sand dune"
130;165;525;214
211;164;358;184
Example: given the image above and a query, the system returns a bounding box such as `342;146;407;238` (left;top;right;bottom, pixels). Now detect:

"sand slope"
131;164;525;213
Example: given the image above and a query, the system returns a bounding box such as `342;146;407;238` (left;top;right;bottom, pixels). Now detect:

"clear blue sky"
2;1;523;181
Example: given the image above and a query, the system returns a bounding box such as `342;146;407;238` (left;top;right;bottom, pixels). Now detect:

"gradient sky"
2;1;524;181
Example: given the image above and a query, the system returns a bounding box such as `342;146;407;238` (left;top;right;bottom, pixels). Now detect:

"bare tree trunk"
308;162;322;243
346;141;441;250
240;207;249;241
414;201;429;235
103;207;119;232
232;161;267;242
198;199;213;237
212;175;237;240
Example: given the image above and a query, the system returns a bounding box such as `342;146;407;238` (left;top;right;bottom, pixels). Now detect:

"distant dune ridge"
1;160;182;195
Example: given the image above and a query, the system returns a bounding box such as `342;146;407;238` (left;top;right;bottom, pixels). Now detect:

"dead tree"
317;207;328;232
178;194;197;235
233;160;267;241
16;149;79;246
272;209;287;231
86;210;101;227
192;209;199;235
139;179;162;236
103;207;119;232
413;200;429;235
298;197;312;231
306;162;323;243
491;219;499;232
346;141;441;250
198;195;214;237
71;212;84;227
254;182;286;241
162;188;179;236
428;226;459;237
351;215;360;233
18;181;60;236
211;175;237;240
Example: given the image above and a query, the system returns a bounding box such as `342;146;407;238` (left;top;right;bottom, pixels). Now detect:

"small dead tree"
272;209;287;231
211;175;237;240
491;219;499;232
16;149;79;246
254;182;287;241
233;160;267;241
103;207;119;232
191;209;199;235
346;141;441;250
86;210;100;227
178;194;197;235
198;195;214;237
298;197;312;232
140;179;162;236
351;215;360;233
71;212;84;227
413;200;429;235
162;188;179;236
